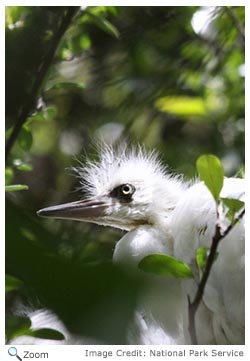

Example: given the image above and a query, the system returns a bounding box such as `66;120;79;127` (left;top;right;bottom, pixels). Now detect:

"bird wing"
170;177;245;344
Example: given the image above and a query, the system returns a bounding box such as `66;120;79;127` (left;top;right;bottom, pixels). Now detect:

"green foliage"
155;96;206;117
195;246;219;276
5;184;29;192
5;160;32;192
221;197;245;221
6;6;245;176
6;316;31;340
138;254;193;278
47;82;85;92
5;168;14;185
6;315;65;341
24;328;65;341
13;159;33;171
5;275;23;293
26;106;57;124
83;9;120;39
196;155;224;202
18;126;33;151
196;247;209;272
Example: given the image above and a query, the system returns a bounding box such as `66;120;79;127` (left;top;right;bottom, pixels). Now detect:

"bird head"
37;145;186;230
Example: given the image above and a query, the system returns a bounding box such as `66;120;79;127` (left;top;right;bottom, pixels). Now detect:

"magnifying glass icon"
8;347;22;361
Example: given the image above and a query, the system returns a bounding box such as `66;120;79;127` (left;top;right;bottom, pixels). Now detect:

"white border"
1;1;248;6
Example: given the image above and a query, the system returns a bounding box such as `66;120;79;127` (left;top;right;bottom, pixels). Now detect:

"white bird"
24;144;245;344
38;144;186;345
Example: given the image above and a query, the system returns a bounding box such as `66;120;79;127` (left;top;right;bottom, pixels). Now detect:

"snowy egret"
35;144;245;345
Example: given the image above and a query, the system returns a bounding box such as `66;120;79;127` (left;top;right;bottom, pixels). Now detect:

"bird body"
30;144;244;345
113;225;184;344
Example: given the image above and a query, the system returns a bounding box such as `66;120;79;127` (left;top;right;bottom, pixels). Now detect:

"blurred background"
5;6;245;344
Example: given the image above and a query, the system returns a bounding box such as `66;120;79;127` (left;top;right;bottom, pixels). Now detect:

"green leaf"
60;47;73;60
138;254;193;278
13;159;33;171
5;167;14;185
26;328;65;341
26;112;44;124
6;317;64;341
95;17;119;38
79;34;91;50
86;12;120;38
196;154;224;202
196;247;219;272
155;96;206;116
26;107;57;125
221;197;245;221
6;316;32;340
47;82;85;91
5;184;29;192
18;126;33;151
5;274;23;293
196;247;209;271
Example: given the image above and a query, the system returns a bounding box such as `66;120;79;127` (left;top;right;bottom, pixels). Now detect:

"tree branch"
224;7;245;50
188;207;245;344
5;7;80;162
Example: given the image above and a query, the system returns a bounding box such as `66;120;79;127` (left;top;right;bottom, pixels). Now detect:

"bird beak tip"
37;208;49;217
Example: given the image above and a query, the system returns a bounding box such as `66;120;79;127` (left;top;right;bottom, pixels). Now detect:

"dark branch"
5;7;80;162
188;207;245;344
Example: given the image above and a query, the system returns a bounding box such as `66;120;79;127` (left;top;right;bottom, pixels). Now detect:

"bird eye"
109;183;135;202
121;184;134;195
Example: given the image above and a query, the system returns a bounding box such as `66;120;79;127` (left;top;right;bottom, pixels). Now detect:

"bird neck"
150;177;188;227
113;224;174;269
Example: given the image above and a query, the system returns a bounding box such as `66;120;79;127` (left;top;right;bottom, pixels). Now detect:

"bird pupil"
122;185;130;193
109;183;135;202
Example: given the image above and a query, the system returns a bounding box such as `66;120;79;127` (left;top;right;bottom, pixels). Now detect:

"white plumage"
24;144;244;344
171;178;244;344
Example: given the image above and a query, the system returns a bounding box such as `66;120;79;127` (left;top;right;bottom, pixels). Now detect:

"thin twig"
188;207;245;344
5;7;80;162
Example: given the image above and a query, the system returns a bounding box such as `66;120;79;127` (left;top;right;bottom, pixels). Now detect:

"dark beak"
37;196;111;222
